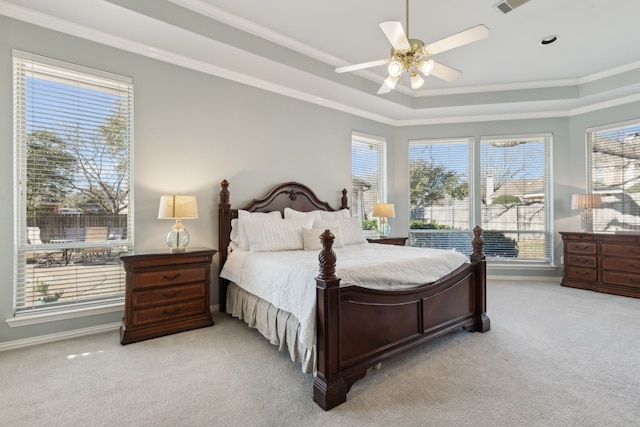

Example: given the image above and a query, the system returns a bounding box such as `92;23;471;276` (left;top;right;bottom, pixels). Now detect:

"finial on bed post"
318;230;337;280
340;189;348;210
471;225;485;262
220;179;230;206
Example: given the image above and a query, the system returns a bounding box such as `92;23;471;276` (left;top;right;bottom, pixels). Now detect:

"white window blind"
587;120;640;232
480;134;552;262
351;132;387;231
13;50;134;314
409;138;471;252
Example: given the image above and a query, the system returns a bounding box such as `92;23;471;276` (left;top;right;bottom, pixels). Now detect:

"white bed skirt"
226;282;316;374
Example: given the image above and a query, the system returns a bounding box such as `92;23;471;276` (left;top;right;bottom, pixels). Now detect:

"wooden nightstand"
119;248;216;344
366;236;408;246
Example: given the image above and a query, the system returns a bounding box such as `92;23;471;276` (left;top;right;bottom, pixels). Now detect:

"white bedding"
220;242;467;351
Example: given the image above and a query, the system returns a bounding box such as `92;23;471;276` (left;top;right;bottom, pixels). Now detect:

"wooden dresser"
366;236;408;246
560;232;640;299
120;248;216;344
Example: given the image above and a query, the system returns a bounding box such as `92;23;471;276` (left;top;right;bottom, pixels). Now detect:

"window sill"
6;301;123;327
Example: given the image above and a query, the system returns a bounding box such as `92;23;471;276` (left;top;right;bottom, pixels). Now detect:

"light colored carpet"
2;280;639;427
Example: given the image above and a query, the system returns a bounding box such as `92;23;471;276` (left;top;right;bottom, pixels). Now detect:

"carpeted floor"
2;280;639;426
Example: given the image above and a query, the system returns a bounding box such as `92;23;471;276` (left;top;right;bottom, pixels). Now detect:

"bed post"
470;225;490;333
314;229;348;411
218;179;232;313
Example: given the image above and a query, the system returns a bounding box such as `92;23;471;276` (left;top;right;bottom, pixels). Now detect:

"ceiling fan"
335;0;489;94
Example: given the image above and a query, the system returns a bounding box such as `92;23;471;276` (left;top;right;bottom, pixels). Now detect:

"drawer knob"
162;273;182;281
162;307;181;315
162;290;181;298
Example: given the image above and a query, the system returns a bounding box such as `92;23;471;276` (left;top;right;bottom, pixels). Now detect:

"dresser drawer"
565;266;597;282
602;271;640;288
132;283;205;308
132;300;207;326
565;254;596;268
601;243;640;258
565;241;597;255
133;267;206;289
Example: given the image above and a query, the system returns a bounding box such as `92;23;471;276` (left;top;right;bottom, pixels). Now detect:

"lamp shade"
158;195;199;219
373;203;395;218
571;194;602;210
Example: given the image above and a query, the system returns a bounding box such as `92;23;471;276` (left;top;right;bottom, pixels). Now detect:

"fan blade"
377;83;392;94
335;59;387;74
430;62;462;82
425;24;489;56
379;21;411;51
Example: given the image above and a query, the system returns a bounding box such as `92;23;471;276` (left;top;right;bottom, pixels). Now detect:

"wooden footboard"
313;227;489;410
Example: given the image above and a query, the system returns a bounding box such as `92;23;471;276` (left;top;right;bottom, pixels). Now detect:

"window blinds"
587;121;640;232
13;51;134;313
409;138;471;252
351;132;387;227
480;134;551;261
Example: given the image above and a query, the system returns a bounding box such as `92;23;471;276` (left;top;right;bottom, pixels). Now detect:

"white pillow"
243;216;312;252
313;217;366;246
234;210;282;250
318;209;351;220
302;227;344;251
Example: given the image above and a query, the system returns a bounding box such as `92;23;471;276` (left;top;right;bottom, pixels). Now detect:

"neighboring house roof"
491;179;544;199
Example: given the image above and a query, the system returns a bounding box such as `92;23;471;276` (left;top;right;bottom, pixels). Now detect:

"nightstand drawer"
133;268;206;289
132;300;207;326
566;241;597;255
565;254;596;268
565;266;597;282
132;283;206;308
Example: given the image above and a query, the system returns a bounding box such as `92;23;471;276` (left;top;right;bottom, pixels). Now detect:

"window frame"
11;50;134;324
351;131;387;232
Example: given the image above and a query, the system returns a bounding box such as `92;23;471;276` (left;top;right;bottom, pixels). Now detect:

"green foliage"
491;195;521;205
409;220;453;230
410;159;468;208
361;219;377;230
26;130;76;213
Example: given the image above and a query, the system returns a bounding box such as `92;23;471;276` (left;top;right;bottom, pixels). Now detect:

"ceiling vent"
495;0;530;14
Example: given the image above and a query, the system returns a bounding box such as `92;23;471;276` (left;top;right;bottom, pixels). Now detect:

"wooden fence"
27;213;128;242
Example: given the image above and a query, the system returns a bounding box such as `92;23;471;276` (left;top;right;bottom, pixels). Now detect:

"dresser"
120;248;216;344
560;232;640;299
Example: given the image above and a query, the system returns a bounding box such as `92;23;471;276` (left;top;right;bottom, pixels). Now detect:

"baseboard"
0;304;221;352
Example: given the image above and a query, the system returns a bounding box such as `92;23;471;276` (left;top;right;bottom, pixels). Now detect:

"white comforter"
220;243;467;350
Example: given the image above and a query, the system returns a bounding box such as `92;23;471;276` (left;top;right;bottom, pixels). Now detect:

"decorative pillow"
234;210;282;250
313;217;366;245
283;207;322;221
302;227;344;251
318;209;351;220
243;216;312;252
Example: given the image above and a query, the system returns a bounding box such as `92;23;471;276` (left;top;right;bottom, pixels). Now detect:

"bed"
218;180;489;410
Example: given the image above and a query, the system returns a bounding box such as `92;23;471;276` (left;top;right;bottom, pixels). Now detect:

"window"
13;51;134;315
480;134;552;262
351;132;387;232
587;120;640;232
409;134;553;264
409;138;472;252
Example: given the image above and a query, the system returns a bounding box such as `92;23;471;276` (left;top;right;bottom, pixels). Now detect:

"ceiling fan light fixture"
418;59;434;76
387;60;403;77
410;72;424;89
384;75;399;89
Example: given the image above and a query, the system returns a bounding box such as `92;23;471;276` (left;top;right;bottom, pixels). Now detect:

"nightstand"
120;248;216;344
366;236;408;246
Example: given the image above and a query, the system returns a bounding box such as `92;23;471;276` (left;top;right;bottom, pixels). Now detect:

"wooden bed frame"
218;180;490;410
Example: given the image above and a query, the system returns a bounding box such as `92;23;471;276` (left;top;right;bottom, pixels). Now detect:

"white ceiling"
3;0;640;125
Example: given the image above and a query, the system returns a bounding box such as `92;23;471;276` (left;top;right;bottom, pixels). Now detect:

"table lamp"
158;195;199;252
571;193;601;232
373;203;395;237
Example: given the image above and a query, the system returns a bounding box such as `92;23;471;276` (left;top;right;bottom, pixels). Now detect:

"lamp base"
378;220;391;238
166;219;191;252
170;247;186;253
580;209;594;233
